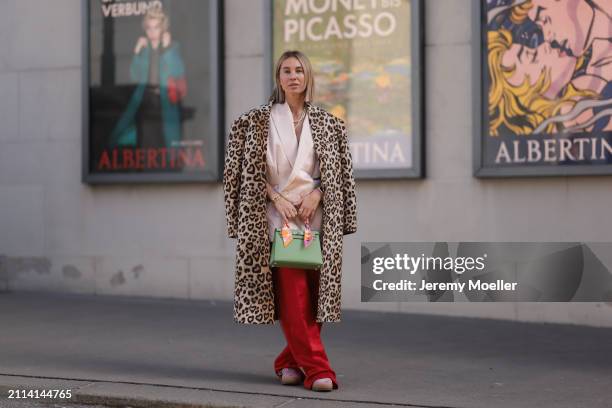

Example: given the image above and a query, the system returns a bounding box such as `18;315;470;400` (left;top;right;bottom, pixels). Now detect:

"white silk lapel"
271;102;298;168
282;115;313;194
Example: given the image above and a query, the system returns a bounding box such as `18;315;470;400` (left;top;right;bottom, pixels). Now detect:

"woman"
222;50;357;392
110;6;186;149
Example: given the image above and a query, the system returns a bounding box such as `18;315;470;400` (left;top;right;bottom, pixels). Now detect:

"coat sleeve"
223;114;248;239
336;119;357;235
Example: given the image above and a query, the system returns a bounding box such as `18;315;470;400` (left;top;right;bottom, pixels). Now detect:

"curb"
0;374;432;408
0;375;257;408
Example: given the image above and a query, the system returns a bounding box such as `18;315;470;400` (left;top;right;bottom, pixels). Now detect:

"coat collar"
260;100;319;130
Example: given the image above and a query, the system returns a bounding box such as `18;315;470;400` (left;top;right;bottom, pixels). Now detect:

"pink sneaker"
311;378;333;392
279;368;304;385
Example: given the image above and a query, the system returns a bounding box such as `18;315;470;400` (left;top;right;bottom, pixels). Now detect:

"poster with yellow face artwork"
272;0;423;178
477;0;612;177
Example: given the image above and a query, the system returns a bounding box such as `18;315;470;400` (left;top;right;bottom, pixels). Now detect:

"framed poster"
475;0;612;177
83;0;224;183
269;0;424;179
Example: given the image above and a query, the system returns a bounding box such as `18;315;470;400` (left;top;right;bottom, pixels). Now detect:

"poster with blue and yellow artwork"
273;0;423;178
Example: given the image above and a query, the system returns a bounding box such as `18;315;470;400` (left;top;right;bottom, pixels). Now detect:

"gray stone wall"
1;0;611;327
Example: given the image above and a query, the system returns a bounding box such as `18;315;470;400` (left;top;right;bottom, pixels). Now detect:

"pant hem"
303;371;339;390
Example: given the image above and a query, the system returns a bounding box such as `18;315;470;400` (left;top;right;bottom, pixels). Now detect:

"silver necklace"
292;110;306;130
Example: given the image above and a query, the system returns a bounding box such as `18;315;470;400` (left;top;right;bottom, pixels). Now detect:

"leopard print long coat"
223;100;357;324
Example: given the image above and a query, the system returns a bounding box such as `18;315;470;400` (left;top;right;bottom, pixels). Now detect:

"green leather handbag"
270;226;323;270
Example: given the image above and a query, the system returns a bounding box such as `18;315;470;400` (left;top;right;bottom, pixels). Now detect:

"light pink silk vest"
265;102;322;242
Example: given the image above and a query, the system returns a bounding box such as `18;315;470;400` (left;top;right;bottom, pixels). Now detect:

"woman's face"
502;41;577;99
279;57;307;98
144;18;163;42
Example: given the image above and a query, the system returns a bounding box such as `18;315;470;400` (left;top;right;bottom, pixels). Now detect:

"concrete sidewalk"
0;292;611;408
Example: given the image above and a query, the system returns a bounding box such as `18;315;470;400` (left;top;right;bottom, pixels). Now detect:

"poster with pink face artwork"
476;0;612;177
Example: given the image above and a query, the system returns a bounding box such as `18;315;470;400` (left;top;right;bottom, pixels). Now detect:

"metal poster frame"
473;0;612;178
82;0;224;184
267;0;425;179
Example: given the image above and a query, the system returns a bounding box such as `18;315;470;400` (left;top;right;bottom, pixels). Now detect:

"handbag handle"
282;217;311;231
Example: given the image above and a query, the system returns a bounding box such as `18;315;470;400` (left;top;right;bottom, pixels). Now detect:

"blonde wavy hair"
509;0;532;24
269;50;315;104
142;6;169;33
488;29;589;135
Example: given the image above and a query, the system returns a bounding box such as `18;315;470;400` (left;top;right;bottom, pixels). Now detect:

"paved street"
1;292;611;408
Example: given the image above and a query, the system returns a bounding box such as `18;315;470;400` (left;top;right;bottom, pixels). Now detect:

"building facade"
1;0;611;327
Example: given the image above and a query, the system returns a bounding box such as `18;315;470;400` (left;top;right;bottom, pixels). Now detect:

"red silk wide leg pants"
272;266;339;390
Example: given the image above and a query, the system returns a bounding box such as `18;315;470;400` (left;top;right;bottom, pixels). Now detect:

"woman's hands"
296;189;322;223
134;32;171;55
134;37;148;54
273;196;298;224
266;182;321;224
162;32;171;48
267;181;297;223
